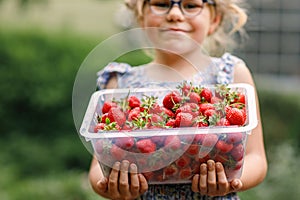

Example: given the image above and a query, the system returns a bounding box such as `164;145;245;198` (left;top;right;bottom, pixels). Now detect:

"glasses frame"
146;0;216;18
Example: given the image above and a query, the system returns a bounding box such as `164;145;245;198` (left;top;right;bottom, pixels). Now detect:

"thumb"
97;177;108;192
231;179;243;191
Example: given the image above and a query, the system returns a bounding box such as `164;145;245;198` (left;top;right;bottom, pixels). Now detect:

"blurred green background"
0;0;299;200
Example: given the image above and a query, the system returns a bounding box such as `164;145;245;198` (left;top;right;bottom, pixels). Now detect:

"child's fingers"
129;163;140;197
138;174;149;194
215;162;229;194
97;177;108;193
191;174;200;192
199;163;208;194
119;160;130;196
207;160;217;194
108;162;121;197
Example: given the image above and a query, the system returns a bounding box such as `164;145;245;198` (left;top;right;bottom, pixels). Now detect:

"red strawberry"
175;112;194;127
226;107;246;126
149;103;163;114
175;155;191;168
211;96;222;104
102;101;118;114
203;109;216;118
214;154;229;164
230;143;244;161
189;92;201;104
163;164;179;176
110;144;126;160
128;107;141;121
114;137;135;150
128;96;141;108
163;91;182;110
175;103;199;117
151;114;163;124
165;118;176;127
216;118;231;126
215;140;234;153
202;134;218;148
100;113;109;123
162;107;175;118
179;167;192;179
164;135;182;150
200;88;212;102
233;93;246;104
199;103;215;114
136;139;156;153
225;132;244;144
94;123;105;132
108;107;126;126
186;144;199;156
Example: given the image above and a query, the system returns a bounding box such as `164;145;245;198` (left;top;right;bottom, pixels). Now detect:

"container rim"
79;83;258;140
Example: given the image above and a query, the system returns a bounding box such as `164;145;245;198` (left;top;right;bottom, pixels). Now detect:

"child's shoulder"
212;53;246;84
96;62;145;90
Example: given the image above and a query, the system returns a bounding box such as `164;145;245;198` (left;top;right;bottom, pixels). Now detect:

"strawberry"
214;154;229;164
224;132;244;144
175;155;191;168
100;113;109;123
149;103;163;114
215;140;234;153
136;139;156;153
163;91;182;110
114;137;135;150
211;96;222;104
162;107;175;118
127;107;141;121
189;92;201;104
102;101;118;114
199;103;215;114
110;144;126;160
151;114;163;124
128;95;141;108
175;103;199;117
216;118;231;126
226;107;246;126
164;135;182;150
186;144;199;156
108;107;126;126
164;164;179;177
175;112;194;127
179;167;192;179
200;88;212;102
94;123;106;132
230;143;244;161
233;93;246;104
165;118;176;127
202;134;218;148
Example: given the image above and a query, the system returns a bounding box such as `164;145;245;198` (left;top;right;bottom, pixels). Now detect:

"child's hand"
96;160;148;200
191;160;243;197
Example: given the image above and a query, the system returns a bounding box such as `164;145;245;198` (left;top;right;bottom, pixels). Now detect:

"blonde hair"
124;0;249;56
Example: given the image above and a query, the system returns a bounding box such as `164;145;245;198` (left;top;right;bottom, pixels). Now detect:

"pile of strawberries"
93;82;248;183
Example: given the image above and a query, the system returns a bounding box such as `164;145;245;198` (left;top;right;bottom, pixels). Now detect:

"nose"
166;5;185;21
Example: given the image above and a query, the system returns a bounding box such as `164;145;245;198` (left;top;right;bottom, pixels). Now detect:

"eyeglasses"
147;0;216;18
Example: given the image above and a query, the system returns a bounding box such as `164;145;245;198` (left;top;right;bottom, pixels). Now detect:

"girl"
89;0;267;199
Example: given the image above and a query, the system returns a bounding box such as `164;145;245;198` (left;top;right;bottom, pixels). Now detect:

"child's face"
139;0;220;54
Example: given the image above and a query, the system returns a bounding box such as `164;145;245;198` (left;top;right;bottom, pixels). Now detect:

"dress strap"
96;62;132;90
215;53;245;84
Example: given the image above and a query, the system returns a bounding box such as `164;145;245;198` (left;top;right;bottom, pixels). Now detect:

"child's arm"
191;62;267;196
232;62;268;190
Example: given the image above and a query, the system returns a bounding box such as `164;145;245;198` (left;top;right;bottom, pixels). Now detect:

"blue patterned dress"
96;53;245;200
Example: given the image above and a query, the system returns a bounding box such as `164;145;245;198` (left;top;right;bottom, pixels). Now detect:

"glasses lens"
149;0;171;15
182;0;204;16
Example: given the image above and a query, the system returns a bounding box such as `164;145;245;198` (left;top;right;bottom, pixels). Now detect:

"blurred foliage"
0;29;299;199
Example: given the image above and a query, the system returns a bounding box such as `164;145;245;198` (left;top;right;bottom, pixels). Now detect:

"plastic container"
80;83;258;184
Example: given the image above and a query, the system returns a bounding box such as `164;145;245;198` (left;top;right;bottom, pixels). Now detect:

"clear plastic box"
80;83;258;184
